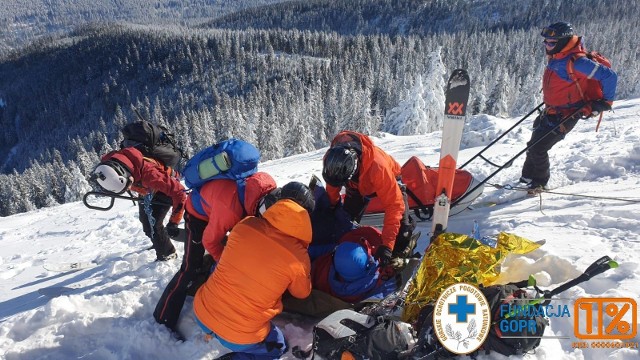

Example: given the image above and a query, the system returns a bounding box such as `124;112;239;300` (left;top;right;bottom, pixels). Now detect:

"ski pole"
459;102;544;169
543;255;618;302
452;106;585;207
500;256;617;321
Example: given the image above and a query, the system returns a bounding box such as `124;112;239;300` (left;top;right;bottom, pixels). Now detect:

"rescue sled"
360;156;483;226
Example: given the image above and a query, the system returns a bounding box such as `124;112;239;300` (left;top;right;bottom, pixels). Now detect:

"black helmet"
541;22;575;55
541;22;574;39
322;146;358;187
256;187;281;217
280;181;315;213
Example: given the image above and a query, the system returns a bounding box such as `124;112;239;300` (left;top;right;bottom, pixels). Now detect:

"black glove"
590;99;612;115
374;246;393;267
166;222;180;239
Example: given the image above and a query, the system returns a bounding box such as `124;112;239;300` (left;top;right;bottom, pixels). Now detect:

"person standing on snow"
92;147;186;261
193;181;315;359
153;171;279;334
321;130;416;266
520;22;617;192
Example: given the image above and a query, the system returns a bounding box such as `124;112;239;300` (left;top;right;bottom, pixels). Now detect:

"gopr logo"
433;283;491;354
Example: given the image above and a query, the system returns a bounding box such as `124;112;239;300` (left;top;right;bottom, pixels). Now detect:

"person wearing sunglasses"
154;170;278;335
322;130;417;268
520;22;617;193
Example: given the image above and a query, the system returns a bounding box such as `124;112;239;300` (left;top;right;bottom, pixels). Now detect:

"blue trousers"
196;319;287;359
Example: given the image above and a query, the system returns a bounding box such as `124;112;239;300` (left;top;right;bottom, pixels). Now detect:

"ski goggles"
540;27;558;38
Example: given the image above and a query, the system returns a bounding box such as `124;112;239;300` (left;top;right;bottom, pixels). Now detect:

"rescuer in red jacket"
93;147;186;261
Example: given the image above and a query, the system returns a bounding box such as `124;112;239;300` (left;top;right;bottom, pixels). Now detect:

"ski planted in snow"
431;69;471;237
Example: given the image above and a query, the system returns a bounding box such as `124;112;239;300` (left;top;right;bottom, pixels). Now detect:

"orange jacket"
325;131;404;250
193;199;312;344
102;147;186;224
184;172;277;261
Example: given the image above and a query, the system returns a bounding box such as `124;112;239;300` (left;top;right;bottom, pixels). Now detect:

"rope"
488;183;640;203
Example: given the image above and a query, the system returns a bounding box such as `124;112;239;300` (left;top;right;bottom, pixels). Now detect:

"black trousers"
521;114;578;187
153;212;207;331
138;193;175;259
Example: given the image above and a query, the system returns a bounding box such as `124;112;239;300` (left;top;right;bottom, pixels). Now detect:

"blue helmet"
333;242;376;281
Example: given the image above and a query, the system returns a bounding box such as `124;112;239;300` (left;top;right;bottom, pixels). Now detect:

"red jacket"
102;147;186;224
193;199;312;344
184;172;277;261
325;131;404;250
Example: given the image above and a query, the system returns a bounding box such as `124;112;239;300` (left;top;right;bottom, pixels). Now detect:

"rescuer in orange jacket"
93;147;186;261
153;172;278;334
193;181;315;358
322;131;416;265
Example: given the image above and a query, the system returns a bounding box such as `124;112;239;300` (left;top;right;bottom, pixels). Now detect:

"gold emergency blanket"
402;232;541;323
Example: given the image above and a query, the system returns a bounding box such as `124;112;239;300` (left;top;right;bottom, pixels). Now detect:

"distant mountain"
0;0;638;216
204;0;636;38
0;0;287;57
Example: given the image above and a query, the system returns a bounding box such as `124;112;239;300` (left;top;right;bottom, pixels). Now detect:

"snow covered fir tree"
0;0;639;216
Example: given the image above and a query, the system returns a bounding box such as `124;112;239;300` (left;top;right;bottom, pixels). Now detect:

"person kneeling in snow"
311;227;398;303
193;182;315;359
153;171;278;333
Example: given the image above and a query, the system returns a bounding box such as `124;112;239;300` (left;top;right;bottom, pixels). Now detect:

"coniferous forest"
0;0;638;216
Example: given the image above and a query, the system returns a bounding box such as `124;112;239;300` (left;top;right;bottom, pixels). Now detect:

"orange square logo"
574;298;637;339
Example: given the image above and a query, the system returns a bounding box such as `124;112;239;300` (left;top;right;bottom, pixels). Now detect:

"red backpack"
566;50;612;103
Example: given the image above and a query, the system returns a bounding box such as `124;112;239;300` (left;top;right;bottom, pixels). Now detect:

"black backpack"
410;281;547;359
481;281;549;356
292;309;416;360
410;256;617;359
120;120;183;169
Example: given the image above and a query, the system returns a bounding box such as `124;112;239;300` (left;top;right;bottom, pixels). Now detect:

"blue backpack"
183;139;260;216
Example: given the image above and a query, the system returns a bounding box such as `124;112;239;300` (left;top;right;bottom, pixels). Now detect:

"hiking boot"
527;183;546;196
156;251;178;262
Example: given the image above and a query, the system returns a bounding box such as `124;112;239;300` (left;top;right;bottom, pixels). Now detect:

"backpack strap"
142;156;177;178
566;53;588;102
236;178;248;217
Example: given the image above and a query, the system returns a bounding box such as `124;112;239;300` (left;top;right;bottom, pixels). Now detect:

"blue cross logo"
448;295;476;322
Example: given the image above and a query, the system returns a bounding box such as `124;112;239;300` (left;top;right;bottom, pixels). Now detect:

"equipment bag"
121;120;182;169
411;255;618;358
182;139;260;215
293;309;416;360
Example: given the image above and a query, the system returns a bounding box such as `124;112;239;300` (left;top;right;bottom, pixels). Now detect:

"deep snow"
1;99;639;359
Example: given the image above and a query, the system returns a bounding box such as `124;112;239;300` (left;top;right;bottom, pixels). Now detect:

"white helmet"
93;161;131;194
